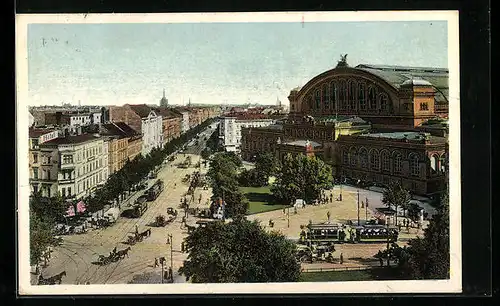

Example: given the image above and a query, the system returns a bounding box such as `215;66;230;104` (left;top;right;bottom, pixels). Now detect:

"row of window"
305;80;390;112
342;149;420;176
32;153;52;164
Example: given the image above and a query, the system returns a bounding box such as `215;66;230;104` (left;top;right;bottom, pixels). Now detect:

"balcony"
30;177;57;183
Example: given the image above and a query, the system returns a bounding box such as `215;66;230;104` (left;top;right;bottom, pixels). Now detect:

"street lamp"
166;233;173;283
357;189;360;226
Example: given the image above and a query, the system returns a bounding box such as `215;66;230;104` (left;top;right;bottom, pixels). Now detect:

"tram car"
146;179;164;201
131;195;148;218
300;223;398;244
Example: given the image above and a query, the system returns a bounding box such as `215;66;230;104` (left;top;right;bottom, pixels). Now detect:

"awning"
65;205;75;217
76;201;87;213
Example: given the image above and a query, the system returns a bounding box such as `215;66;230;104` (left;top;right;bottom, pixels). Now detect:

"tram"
300;223;398;244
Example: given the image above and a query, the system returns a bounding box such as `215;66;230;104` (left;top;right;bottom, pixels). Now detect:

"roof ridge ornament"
336;54;349;68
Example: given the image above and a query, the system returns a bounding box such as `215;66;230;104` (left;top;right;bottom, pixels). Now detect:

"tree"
393;190;450;279
382;182;411;226
254;152;277;186
272;153;333;204
178;219;301;283
30;210;56;265
30;191;66;224
207;153;248;217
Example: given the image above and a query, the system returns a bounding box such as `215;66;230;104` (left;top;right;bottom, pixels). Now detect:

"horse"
39;271;66;285
116;247;131;259
139;228;151;239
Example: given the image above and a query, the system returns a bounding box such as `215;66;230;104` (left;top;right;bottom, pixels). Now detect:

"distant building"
179;111;190;134
159;89;169;107
219;117;276;153
107;104;164;156
100;122;141;174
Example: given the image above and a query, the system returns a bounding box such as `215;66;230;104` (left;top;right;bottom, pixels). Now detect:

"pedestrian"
283;208;286;215
154;258;159;267
112;247;117;254
168;267;173;282
327;211;331;223
340;253;344;264
135;224;138;235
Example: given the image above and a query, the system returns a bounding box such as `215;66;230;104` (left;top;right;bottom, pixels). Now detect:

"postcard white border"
16;11;461;295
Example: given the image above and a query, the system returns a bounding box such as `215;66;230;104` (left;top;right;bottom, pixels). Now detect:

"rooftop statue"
337;54;349;68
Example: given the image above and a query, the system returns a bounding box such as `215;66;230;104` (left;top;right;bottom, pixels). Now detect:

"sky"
27;21;448;107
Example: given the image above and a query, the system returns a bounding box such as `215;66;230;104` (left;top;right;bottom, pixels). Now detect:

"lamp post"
166;233;173;282
357;189;360;226
161;258;164;284
287;205;290;228
365;197;368;222
386;216;390;267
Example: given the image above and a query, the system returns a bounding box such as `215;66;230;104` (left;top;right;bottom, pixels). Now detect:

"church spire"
160;88;168;107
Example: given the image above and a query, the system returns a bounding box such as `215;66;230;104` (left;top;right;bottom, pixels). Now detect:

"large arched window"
358;83;366;110
330;81;337;110
409;153;420;176
315;90;321;109
358;148;368;169
368;86;377;110
430;154;439;173
381;150;391;172
348;80;356;110
370;149;380;170
394;151;402;173
339;80;347;110
323;84;330;109
349;147;357;167
342;149;349;165
379;93;389;111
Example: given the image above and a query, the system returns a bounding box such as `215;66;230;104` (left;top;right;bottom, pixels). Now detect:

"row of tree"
377;187;450;279
200;124;222;160
82;118;216;213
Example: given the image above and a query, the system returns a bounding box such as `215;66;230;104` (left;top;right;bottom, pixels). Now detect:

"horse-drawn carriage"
96;247;132;265
296;243;335;263
126;228;151;244
38;271;67;285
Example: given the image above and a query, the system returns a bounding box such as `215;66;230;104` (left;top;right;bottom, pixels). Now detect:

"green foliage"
178;219;301;283
30;191;66;224
238;168;261;187
30;210;56;265
392;191;450;279
382;181;411;225
253;152;277;186
271;153;333;204
29;194;63;266
207;152;248;218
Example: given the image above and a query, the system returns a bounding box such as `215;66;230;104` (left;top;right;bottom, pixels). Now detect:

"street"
33;127;216;285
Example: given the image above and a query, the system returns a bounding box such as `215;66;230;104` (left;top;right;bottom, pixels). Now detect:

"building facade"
29;132;109;199
288;63;448;130
219;117;276;153
108;104;164;156
336;132;447;195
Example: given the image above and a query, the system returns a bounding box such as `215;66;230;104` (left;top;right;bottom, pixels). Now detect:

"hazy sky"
27;21;448;106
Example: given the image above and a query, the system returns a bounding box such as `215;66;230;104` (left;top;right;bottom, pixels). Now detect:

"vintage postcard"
16;11;461;295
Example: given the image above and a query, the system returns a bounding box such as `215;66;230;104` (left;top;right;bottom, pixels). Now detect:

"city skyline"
27;21;448;107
